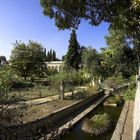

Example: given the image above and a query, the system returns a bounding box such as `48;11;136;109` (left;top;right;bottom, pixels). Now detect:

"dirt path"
21;99;79;123
7;91;75;109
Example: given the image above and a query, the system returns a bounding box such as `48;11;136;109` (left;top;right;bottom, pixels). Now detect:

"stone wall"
0;91;104;140
111;101;133;140
133;78;140;140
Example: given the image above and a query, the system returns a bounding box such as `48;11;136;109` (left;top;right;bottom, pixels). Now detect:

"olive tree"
10;41;47;80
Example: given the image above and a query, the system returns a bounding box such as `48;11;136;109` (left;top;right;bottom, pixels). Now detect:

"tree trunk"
71;85;74;99
24;75;27;80
59;81;64;100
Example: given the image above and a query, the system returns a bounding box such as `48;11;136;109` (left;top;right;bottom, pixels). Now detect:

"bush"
124;85;136;101
82;113;111;135
10;80;34;90
103;75;125;89
105;95;123;105
87;85;99;94
0;68;26;126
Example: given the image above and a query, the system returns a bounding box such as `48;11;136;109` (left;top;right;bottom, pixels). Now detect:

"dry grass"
20;99;78;123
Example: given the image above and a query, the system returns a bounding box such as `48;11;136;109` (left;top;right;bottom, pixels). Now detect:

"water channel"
60;103;123;140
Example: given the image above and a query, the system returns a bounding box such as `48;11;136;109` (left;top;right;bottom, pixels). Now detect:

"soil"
20;99;79;123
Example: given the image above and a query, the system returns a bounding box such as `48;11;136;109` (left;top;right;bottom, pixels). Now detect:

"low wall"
111;101;132;140
133;78;140;140
0;91;104;140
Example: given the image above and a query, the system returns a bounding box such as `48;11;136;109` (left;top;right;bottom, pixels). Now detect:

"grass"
124;84;136;101
82;113;111;135
91;113;110;128
105;95;123;105
86;85;99;94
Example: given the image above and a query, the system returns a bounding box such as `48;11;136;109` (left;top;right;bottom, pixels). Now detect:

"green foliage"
82;47;103;79
129;75;136;82
48;68;84;99
124;85;136;100
0;68;13;95
49;68;83;88
46;49;59;61
65;30;81;71
40;0;140;69
106;95;123;105
46;67;58;76
40;0;139;37
0;56;8;67
103;29;137;78
10;40;47;80
0;68;24;124
91;113;110;129
0;56;7;64
87;85;99;94
82;113;111;135
103;75;125;89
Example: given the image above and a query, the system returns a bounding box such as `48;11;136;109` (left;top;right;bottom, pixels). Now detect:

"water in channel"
60;104;123;140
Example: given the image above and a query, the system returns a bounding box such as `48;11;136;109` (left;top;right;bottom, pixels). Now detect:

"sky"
0;0;109;60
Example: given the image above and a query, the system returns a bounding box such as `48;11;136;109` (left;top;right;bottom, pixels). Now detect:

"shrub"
0;68;26;126
87;85;99;95
105;95;123;106
10;80;34;90
103;75;125;89
82;113;111;135
124;85;136;101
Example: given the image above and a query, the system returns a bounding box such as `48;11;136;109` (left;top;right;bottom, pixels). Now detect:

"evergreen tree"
50;49;52;60
52;50;56;61
46;49;57;61
65;30;81;71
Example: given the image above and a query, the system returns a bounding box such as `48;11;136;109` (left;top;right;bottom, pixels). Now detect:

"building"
45;61;64;72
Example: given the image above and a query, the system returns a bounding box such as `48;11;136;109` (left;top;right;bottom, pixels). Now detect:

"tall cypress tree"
50;49;52;61
65;30;81;71
52;50;56;61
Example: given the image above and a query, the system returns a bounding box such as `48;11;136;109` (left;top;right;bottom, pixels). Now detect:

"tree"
52;50;56;61
65;30;81;71
40;0;139;33
10;41;47;80
46;49;58;61
0;56;8;67
0;67;28;136
82;47;104;84
0;56;6;62
49;71;67;100
40;0;140;70
103;29;137;77
49;68;83;100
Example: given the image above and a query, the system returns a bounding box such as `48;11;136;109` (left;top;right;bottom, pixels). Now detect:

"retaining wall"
133;78;140;140
111;101;133;140
0;91;104;140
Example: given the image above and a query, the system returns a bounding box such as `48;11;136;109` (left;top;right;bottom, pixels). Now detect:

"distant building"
45;61;64;72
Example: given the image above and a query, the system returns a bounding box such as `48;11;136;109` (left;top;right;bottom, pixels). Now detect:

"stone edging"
111;101;130;140
42;94;109;140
